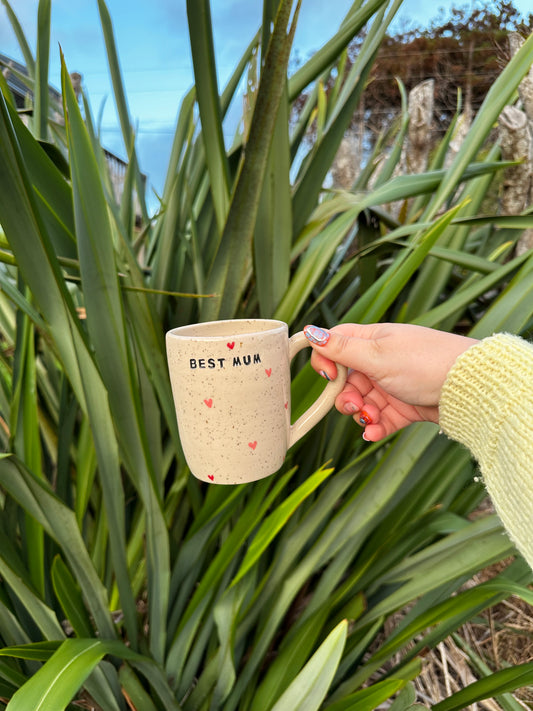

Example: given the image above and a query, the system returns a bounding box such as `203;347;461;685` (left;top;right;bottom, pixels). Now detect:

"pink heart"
208;475;214;481
284;402;288;409
265;368;272;377
248;441;257;450
227;342;235;349
204;398;213;408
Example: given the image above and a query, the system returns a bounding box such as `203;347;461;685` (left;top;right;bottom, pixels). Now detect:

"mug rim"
166;318;288;340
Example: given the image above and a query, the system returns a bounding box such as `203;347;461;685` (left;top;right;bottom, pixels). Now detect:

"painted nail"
359;411;372;426
344;402;357;415
304;325;330;346
362;431;370;441
319;370;332;381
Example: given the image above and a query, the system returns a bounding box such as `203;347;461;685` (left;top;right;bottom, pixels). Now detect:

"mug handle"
288;331;348;448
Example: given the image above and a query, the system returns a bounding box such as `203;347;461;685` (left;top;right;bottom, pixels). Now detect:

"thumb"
303;324;376;377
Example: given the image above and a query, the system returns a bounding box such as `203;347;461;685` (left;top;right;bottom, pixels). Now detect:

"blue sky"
1;0;531;202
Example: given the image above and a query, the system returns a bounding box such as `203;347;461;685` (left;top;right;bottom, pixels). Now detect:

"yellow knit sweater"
439;333;533;568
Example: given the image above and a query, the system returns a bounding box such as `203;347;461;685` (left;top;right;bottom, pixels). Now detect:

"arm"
304;324;533;567
440;333;533;567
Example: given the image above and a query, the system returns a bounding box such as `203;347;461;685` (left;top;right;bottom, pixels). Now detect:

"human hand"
304;323;478;441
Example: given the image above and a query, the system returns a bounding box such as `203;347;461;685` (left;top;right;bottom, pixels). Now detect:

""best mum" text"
189;354;262;369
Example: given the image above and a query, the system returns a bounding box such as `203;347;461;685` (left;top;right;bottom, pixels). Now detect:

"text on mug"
189;354;262;369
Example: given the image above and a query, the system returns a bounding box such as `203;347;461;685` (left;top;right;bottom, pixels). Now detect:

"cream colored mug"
166;319;348;484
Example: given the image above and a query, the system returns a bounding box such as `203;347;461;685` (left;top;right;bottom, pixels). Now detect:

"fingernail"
304;325;330;346
359;411;372;426
319;370;333;381
344;402;357;415
362;431;370;441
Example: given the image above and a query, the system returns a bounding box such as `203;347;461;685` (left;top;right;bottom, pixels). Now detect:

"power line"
370;71;503;81
99;125;239;138
376;45;504;58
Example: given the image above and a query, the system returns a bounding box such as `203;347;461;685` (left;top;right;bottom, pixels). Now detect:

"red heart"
284;401;288;409
227;342;235;349
208;475;214;481
265;368;272;377
248;441;257;450
204;398;213;408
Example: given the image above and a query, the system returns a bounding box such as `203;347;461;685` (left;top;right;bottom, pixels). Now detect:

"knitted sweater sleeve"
439;333;533;567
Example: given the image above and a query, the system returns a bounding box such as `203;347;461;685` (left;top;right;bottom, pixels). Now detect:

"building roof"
1;52;146;222
0;52;62;106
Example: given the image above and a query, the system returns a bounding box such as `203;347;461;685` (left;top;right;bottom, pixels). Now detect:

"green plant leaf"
269;619;347;711
432;663;533;711
413;250;529;329
292;0;402;236
471;251;533;336
0;90;87;399
0;550;63;641
0;0;35;78
420;30;533;223
231;465;333;587
34;0;51;140
0;641;61;662
344;202;465;324
3;100;76;260
325;678;406;711
186;0;230;234
254;82;292;318
1;639;180;711
5;639;105;711
118;664;159;711
0;456;116;640
288;0;388;99
96;0;148;222
62;53;170;657
203;0;301;320
10;294;44;594
51;556;94;638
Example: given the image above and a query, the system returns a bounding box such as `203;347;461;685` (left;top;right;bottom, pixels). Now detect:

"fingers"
303;324;378;382
335;380;365;414
340;397;392;443
336;382;380;421
334;376;385;440
304;335;390;441
329;366;418;442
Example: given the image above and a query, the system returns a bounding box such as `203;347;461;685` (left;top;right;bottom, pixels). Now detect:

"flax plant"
0;1;533;709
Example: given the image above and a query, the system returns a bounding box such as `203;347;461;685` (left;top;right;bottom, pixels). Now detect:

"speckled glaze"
166;319;347;485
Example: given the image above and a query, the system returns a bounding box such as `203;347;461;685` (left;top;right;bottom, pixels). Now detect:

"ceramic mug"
166;319;348;484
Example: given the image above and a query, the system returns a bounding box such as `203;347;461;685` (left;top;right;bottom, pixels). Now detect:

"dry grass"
371;581;533;710
370;498;533;709
413;599;533;709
